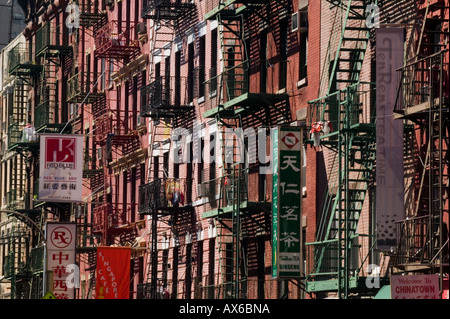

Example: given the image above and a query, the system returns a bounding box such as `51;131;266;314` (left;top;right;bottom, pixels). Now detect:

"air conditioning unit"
70;103;77;117
291;10;308;33
137;22;147;35
197;184;208;198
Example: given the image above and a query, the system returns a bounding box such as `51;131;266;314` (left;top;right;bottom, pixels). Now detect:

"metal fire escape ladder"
206;4;249;299
36;52;57;131
306;0;378;298
392;1;449;288
214;115;248;299
141;1;197;298
307;85;376;297
326;0;376;96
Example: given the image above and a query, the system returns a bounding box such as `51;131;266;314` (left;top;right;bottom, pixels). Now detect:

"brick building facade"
0;0;448;300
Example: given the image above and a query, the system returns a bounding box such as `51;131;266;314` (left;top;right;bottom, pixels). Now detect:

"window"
197;138;205;184
198;35;206;99
108;58;114;88
299;8;308;84
208;238;215;298
195;240;204;298
279;19;288;90
188;42;195;102
260;29;268;93
172;246;179;299
185;243;192;299
210;29;218;96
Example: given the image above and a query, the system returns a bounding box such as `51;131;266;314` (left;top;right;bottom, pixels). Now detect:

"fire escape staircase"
139;0;197;298
202;0;278;299
203;0;288;120
34;23;72;133
392;0;449;277
306;0;380;296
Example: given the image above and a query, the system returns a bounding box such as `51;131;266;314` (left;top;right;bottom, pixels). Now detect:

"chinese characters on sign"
39;134;83;202
46;223;76;299
272;127;303;278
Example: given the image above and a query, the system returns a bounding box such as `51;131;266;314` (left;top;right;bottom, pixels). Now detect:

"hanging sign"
375;28;405;250
272;127;279;278
96;247;131;299
272;126;303;278
39;134;83;202
45;222;77;299
391;275;440;299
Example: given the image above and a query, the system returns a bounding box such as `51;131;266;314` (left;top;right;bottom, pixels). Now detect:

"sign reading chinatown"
39;134;83;202
96;247;131;299
272;126;303;278
391;275;440;299
45;222;76;299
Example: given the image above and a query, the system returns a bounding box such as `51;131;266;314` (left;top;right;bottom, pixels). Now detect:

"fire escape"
77;0;107;28
6;38;44;298
64;2;112;298
35;22;73;133
6;43;40;211
90;14;143;247
138;0;196;299
305;0;380;298
202;0;282;299
392;0;449;293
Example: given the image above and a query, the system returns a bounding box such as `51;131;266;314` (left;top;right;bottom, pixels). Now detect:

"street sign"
391;275;440;299
42;291;57;299
272;126;303;278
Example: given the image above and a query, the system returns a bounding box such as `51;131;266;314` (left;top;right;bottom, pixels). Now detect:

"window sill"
297;78;307;88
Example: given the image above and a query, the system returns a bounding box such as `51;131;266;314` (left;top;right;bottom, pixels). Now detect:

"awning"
373;285;391;299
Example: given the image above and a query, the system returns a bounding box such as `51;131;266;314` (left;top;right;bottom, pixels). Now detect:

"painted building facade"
0;0;447;300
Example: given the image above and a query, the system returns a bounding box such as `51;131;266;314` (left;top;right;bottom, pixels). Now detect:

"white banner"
39;134;83;202
45;222;77;299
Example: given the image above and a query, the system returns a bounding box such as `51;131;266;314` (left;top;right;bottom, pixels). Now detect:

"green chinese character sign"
272;126;303;278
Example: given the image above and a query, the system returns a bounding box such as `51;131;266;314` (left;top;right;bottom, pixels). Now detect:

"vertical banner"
376;28;405;250
96;247;131;299
39;134;83;202
45;222;77;299
273;126;303;278
272;128;279;278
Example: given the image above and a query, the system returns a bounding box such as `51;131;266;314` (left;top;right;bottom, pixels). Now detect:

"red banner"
96;247;131;299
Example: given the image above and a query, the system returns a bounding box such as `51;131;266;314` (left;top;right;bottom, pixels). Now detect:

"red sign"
45;137;77;169
39;134;83;202
96;247;131;299
281;132;299;149
391;275;440;299
443;276;449;299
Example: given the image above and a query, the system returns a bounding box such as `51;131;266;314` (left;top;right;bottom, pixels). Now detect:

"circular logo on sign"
50;226;73;249
282;132;299;149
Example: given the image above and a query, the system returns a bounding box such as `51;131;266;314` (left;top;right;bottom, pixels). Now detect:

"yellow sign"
42;291;57;299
